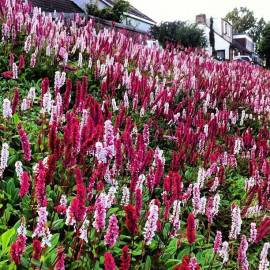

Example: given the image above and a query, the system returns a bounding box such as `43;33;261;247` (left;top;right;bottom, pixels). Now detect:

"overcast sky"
129;0;270;23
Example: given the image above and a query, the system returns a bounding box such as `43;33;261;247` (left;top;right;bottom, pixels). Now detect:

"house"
31;0;84;14
196;14;233;60
31;0;156;34
232;34;264;65
72;0;156;33
231;34;255;56
195;14;263;64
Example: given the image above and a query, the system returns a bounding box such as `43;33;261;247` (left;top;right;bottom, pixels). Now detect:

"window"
216;50;225;60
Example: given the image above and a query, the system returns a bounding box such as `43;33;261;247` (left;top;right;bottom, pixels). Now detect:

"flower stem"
209;253;217;270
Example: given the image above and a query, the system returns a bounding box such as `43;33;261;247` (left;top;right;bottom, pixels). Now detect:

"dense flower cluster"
17;124;31;161
18;171;30;198
0;143;9;177
143;201;159;245
104;214;119;247
10;219;27;265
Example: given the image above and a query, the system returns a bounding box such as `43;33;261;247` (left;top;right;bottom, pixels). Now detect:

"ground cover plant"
0;0;270;269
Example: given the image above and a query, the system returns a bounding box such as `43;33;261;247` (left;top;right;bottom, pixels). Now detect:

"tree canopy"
151;21;207;48
258;23;270;67
225;7;266;44
225;7;256;34
86;0;130;23
249;17;266;44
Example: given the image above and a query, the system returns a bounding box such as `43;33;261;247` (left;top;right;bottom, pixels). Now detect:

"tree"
86;0;130;23
225;7;256;34
151;21;207;48
209;17;215;56
111;0;130;22
225;7;265;44
258;23;270;67
249;17;266;44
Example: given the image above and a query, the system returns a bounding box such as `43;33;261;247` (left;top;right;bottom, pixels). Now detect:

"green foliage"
225;7;266;45
249;17;266;44
1;228;16;258
151;21;207;48
225;7;256;34
160;238;178;261
86;0;130;23
258;23;270;67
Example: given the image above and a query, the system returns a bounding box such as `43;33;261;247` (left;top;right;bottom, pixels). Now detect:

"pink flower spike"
104;214;119;247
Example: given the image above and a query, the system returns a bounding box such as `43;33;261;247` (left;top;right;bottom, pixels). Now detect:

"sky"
128;0;270;23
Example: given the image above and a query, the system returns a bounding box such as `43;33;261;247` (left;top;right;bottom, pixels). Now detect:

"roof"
31;0;155;24
88;14;152;35
31;0;84;13
233;33;254;43
101;0;156;24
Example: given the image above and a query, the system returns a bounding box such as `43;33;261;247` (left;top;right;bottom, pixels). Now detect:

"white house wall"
124;17;152;33
214;33;231;59
198;24;231;60
205;18;232;42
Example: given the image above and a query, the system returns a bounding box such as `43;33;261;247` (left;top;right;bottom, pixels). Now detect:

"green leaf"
8;262;17;270
1;228;16;256
177;247;190;260
160;238;178;261
12;113;20;125
165;259;182;270
2;207;12;224
162;222;170;239
132;241;143;256
49;233;60;249
107;207;119;215
7;155;17;167
164;238;178;254
52;219;64;230
0;260;9;270
144;256;151;270
197;248;214;266
6;179;16;198
94;261;101;270
44;252;57;268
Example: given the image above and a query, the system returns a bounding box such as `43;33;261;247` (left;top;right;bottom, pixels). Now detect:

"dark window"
241;57;251;62
216;50;225;60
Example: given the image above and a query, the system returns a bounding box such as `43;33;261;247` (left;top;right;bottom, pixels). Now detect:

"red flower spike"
104;252;116;270
186;212;196;245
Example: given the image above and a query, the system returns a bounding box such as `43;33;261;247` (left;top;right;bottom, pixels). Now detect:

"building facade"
31;0;155;35
195;14;261;64
196;14;233;60
72;0;156;33
232;34;255;55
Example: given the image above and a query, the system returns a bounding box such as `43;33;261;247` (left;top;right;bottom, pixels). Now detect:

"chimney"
196;14;206;25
